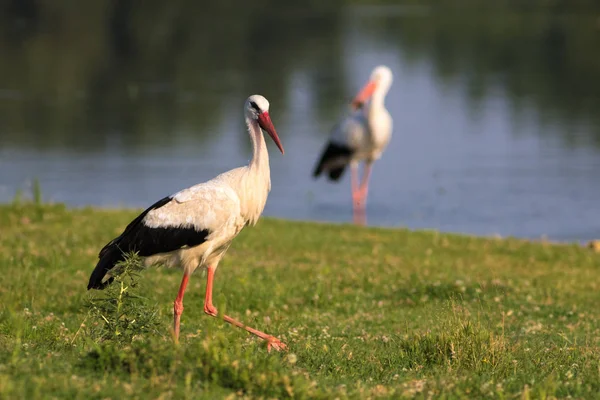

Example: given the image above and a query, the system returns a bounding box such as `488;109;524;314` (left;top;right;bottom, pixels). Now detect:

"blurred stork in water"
87;95;287;352
313;65;393;224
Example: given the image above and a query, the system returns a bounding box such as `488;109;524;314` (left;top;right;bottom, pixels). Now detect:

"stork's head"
351;65;394;110
245;94;284;155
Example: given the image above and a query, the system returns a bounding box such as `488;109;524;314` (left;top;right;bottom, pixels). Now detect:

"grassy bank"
0;202;599;398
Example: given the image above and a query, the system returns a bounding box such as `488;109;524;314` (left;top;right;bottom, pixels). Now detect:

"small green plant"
85;252;164;344
32;178;42;206
12;188;23;205
10;178;44;220
32;179;44;221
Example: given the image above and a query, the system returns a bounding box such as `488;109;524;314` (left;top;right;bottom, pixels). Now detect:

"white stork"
87;95;287;352
313;65;393;222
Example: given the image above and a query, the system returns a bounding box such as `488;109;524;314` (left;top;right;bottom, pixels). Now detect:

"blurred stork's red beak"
351;80;377;110
258;112;284;155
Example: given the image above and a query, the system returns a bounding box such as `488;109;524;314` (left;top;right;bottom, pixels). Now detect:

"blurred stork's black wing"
312;141;354;181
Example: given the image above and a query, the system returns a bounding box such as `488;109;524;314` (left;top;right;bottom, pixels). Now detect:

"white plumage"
88;94;287;351
313;65;393;222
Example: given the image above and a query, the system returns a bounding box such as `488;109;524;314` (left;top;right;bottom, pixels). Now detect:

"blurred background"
1;0;599;241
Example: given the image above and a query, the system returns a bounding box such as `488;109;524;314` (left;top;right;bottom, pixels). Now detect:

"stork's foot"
204;303;218;317
266;336;287;353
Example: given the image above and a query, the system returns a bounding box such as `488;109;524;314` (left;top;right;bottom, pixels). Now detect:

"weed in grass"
397;309;510;373
84;253;164;344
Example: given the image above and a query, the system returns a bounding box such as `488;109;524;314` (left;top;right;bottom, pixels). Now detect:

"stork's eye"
250;101;261;113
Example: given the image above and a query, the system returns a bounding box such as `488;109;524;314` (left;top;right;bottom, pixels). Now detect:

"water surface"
1;3;600;241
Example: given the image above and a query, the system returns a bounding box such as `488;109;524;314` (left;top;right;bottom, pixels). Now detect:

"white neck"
369;83;389;112
366;82;390;124
247;117;269;171
239;116;271;226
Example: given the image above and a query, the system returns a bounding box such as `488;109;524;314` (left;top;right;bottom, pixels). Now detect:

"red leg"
351;162;360;198
203;266;287;352
358;162;372;203
352;162;372;223
351;163;361;211
173;273;190;342
203;266;218;316
221;314;287;352
353;208;367;226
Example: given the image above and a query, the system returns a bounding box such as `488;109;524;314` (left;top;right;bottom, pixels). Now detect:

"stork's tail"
87;246;122;290
313;142;353;181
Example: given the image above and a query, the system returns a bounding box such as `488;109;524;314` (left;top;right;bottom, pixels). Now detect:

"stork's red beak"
258;112;284;155
351;80;378;110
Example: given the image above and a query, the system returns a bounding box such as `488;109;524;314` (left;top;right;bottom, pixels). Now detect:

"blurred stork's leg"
351;162;372;224
358;162;372;203
203;266;287;352
351;162;362;211
353;208;367;225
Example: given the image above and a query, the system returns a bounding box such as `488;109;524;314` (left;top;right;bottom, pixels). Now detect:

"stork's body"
313;66;393;223
87;95;286;351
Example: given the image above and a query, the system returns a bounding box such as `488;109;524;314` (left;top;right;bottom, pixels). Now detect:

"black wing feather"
98;196;171;258
312;142;354;182
88;196;209;290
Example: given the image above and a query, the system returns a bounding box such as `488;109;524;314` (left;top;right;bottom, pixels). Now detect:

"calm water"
1;3;600;241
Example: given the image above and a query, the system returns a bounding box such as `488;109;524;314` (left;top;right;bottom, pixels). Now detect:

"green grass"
1;202;600;399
